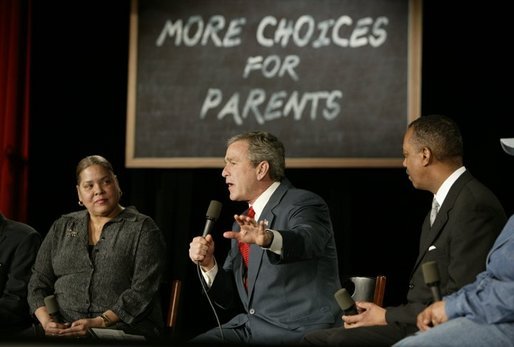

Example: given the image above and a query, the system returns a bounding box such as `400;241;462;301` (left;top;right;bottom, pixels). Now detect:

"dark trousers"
302;323;417;346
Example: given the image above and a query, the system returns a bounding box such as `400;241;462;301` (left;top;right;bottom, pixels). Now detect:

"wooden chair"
166;279;182;334
373;275;387;307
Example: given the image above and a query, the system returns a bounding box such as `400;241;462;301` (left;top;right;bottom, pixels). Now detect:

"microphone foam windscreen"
44;295;59;315
334;288;355;310
206;200;223;220
422;260;440;284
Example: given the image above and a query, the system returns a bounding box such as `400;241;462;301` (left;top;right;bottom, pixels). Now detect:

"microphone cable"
196;200;224;340
196;262;224;341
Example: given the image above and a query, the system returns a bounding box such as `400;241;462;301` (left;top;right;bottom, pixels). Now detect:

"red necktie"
238;206;255;289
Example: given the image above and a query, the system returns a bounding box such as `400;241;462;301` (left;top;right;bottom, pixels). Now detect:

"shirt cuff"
262;229;282;255
201;258;218;287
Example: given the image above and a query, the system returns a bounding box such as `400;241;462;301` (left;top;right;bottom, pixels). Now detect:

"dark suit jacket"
209;179;341;343
0;214;41;332
386;170;506;326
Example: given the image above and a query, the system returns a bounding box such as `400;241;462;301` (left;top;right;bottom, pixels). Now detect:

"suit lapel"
247;180;290;296
412;171;473;272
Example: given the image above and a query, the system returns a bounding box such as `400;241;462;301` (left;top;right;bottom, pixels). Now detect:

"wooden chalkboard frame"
126;0;422;168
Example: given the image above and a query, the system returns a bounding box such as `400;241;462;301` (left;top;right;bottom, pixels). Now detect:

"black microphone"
44;295;64;323
422;260;442;301
334;288;359;315
202;200;223;237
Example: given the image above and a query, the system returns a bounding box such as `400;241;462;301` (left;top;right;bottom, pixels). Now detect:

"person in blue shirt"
393;138;514;347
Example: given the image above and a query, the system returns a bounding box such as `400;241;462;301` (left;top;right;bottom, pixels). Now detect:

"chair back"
373;275;387;307
166;279;182;332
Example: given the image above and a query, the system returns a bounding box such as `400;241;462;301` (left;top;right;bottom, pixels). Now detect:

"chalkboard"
126;0;421;168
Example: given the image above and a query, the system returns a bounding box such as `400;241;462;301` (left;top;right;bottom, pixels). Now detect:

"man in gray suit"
188;131;341;345
302;114;507;346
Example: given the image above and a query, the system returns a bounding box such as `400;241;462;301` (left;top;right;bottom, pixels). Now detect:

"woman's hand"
43;317;104;338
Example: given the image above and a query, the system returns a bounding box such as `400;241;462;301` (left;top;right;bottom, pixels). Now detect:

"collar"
249;181;281;220
434;166;466;206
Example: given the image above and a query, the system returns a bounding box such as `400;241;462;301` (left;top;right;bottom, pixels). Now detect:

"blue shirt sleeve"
445;215;514;324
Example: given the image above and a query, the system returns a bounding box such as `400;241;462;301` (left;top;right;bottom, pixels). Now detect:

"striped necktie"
430;198;440;226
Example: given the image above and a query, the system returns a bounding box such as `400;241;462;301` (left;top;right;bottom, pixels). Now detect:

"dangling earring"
78;200;84;206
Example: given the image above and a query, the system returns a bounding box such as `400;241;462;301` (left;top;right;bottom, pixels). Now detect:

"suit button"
249;308;255;315
409;283;415;289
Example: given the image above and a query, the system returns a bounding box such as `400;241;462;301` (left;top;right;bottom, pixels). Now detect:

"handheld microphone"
202;200;223;237
422;260;442;301
44;295;64;323
334;288;359;315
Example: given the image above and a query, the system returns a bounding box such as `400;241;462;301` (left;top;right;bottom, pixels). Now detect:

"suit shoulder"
282;186;327;204
3;219;40;240
461;177;503;206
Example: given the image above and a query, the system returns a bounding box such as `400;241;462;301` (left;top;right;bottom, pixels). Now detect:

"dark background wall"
26;1;513;341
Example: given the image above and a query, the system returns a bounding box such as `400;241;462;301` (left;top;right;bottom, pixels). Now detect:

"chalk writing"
155;14;387;125
156;15;388;48
200;89;342;125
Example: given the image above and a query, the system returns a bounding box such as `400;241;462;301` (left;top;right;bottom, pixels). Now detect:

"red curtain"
0;0;31;221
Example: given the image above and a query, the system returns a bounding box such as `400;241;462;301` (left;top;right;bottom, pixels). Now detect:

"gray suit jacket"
386;170;506;326
209;179;341;343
